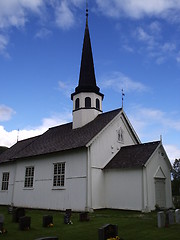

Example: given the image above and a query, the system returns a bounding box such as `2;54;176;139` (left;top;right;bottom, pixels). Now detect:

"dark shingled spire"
71;8;104;100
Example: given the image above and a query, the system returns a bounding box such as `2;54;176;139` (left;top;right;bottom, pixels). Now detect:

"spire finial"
122;89;125;109
86;0;88;25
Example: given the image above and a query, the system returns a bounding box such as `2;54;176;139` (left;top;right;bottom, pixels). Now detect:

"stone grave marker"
175;209;180;224
19;216;31;230
43;215;53;227
12;207;25;222
64;209;72;224
166;210;175;225
79;212;90;222
0;214;4;231
157;211;165;228
98;224;118;240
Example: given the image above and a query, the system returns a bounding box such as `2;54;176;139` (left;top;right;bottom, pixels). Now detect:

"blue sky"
0;0;180;164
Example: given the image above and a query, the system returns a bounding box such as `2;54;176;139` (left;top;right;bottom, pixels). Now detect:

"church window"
117;127;124;142
1;172;9;191
24;166;34;188
96;98;100;109
53;162;65;187
75;98;80;110
85;97;91;108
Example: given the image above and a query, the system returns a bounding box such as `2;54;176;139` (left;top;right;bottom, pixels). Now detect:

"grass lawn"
0;206;180;240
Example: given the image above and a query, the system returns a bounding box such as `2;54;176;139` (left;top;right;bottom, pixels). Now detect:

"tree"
172;158;180;196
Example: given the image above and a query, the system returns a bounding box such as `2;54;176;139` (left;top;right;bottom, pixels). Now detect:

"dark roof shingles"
0;108;121;163
104;141;160;169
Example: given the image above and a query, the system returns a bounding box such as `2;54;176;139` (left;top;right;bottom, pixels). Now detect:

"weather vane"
122;89;125;109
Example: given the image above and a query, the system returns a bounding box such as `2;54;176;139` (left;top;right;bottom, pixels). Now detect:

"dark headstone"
43;215;53;227
65;209;72;217
98;224;118;240
34;237;58;240
64;209;72;224
12;208;25;222
0;214;4;231
19;216;31;230
79;212;90;222
166;210;175;225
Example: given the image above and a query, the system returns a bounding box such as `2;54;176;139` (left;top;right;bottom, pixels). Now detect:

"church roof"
71;15;104;99
0;108;122;163
104;141;160;169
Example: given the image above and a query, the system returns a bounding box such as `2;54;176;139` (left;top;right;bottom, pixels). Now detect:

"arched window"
85;97;91;108
96;98;100;110
75;98;80;110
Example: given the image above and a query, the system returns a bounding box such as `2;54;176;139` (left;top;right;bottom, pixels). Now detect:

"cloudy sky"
0;0;180;164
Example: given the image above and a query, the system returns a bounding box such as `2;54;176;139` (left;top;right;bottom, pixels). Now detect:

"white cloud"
0;105;15;122
35;28;52;39
0;111;72;147
164;144;180;164
58;80;74;97
0;0;43;29
0;34;9;58
54;1;75;29
95;0;180;19
128;105;180;161
101;71;148;93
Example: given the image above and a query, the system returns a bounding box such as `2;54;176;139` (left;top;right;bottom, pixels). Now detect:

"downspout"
141;166;144;212
11;161;17;206
86;145;92;212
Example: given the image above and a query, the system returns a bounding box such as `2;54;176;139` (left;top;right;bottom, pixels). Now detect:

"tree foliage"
172;158;180;196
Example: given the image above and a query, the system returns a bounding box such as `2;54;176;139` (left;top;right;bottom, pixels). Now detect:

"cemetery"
0;206;179;240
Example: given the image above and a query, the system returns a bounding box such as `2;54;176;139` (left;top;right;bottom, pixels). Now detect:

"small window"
24;166;34;188
96;98;100;109
75;98;80;110
1;172;9;191
117;128;124;142
53;162;65;187
85;97;91;108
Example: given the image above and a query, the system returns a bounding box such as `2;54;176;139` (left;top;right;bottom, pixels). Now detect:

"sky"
0;0;180;164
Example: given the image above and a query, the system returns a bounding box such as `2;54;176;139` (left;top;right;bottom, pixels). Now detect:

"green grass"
0;206;180;240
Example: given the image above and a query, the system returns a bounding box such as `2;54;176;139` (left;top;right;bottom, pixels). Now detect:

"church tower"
71;8;104;129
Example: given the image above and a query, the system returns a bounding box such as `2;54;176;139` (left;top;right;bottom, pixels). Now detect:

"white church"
0;11;172;212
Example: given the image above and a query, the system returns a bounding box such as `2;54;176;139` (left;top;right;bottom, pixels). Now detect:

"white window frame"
1;172;9;191
24;166;34;188
53;162;65;188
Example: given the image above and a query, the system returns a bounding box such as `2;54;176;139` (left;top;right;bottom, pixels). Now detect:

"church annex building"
0;12;172;212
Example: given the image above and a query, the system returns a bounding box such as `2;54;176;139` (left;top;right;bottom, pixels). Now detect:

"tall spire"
71;4;104;99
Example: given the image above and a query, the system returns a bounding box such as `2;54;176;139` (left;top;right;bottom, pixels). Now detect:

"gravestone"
98;224;118;240
34;237;58;240
175;209;180;223
12;208;25;222
43;215;53;227
64;209;72;224
0;214;4;231
8;205;13;214
157;211;165;228
19;216;31;230
166;210;175;225
79;212;90;222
